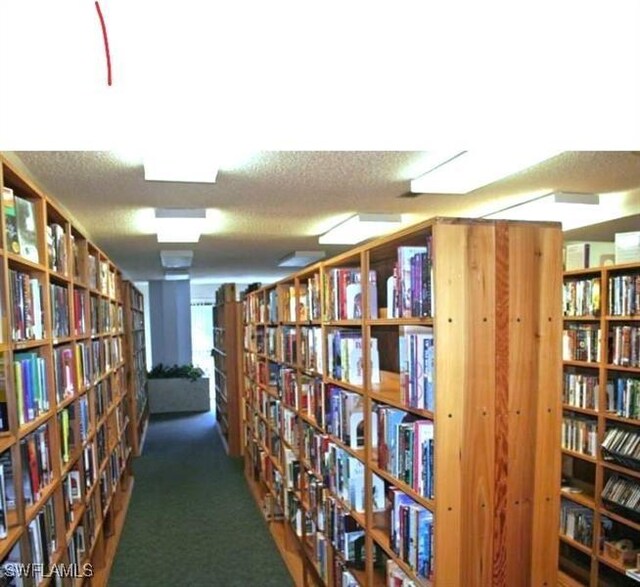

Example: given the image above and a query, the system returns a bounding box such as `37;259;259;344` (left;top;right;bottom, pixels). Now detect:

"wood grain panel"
530;226;563;586
463;224;497;587
506;224;539;586
493;222;510;587
433;222;468;586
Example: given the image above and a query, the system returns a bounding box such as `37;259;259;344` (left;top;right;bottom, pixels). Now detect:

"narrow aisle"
110;412;293;586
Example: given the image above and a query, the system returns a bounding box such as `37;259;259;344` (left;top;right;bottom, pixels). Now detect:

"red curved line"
95;1;112;86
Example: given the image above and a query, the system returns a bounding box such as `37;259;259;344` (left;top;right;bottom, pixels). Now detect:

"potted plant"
146;363;210;414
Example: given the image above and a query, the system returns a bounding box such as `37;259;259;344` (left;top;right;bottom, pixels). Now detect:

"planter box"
148;378;210;414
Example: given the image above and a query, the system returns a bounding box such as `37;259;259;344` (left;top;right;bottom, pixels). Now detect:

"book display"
122;282;148;457
0;156;141;586
242;217;563;587
560;262;640;586
213;283;244;457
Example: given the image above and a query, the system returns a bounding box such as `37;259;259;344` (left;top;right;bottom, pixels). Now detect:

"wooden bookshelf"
213;283;244;457
122;281;149;457
560;261;640;586
0;154;140;586
242;217;563;587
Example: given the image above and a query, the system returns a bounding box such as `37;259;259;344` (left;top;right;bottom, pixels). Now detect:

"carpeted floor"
109;412;293;586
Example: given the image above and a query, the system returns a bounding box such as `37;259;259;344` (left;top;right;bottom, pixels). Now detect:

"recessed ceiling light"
319;214;403;245
160;250;194;269
278;250;326;268
144;152;219;183
155;208;207;243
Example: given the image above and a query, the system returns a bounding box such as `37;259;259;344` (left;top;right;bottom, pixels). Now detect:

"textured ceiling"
6;151;640;284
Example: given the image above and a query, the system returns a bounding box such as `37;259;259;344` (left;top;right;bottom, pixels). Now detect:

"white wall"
148;280;192;367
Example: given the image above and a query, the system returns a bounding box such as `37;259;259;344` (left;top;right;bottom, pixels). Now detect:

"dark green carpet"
109;412;293;587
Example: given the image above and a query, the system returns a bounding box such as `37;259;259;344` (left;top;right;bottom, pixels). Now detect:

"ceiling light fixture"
484;191;601;230
278;250;327;268
319;214;403;245
155;208;207;243
160;250;194;269
144;152;219;183
410;150;562;194
164;270;190;281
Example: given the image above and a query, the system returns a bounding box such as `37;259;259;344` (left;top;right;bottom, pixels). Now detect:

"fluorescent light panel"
319;214;403;245
485;191;602;230
154;208;207;243
160;250;194;269
164;270;190;281
144;153;219;183
278;250;326;268
410;150;562;194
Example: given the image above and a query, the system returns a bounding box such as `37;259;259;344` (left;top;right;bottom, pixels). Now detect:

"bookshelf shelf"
560;260;640;585
559;533;593;556
0;155;142;586
213;284;244;457
243;217;563;587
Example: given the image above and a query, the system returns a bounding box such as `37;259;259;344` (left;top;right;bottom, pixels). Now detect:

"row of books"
610;325;640;368
325;385;366;450
73;289;87;336
300;326;323;373
62;467;82;526
14;352;49;427
563;324;601;363
21;424;53;506
266;289;279;323
260;376;436;500
300;374;324;425
305;274;321;321
251;410;434;585
609;273;640;316
388;242;434;319
88;255;117;297
378;406;434;499
607;376;640;419
90;296;123;335
244;246;438;324
26;497;58;583
563;371;599;411
282;408;299;452
54;338;121;400
51;282;70;338
0;457;15;539
325;269;378;321
386;559;419;586
325;443;385;514
563;277;601;317
323;496;366;570
9;270;122;344
281;326;297;365
399;326;434;411
328;331;380;385
389;487;434;581
559;498;593;547
47;223;69;276
59;397;90;465
561;414;597;457
9;269;44;342
2;186;39;263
